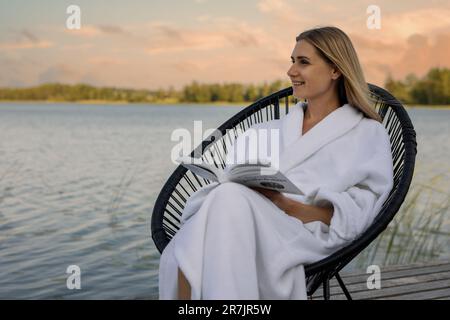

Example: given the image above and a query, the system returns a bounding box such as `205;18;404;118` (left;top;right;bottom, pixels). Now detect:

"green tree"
385;74;412;104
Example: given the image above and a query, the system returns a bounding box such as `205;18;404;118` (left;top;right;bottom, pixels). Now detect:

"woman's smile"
292;80;305;87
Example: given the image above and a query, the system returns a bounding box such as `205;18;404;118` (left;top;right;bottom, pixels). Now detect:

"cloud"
65;24;128;37
349;33;404;53
65;25;101;37
257;0;302;25
0;55;45;87
20;30;39;43
38;65;81;84
196;15;212;22
96;25;126;35
393;32;450;79
0;29;54;50
153;24;185;42
346;31;450;85
145;21;267;54
2;1;449;90
171;61;205;72
0;57;29;87
381;7;450;40
253;2;450;85
257;0;330;30
88;56;126;66
36;64;108;87
223;24;261;47
0;40;53;50
166;55;257;86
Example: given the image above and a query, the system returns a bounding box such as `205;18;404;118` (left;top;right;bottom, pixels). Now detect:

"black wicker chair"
151;83;417;300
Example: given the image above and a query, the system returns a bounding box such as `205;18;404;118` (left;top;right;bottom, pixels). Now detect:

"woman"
159;26;394;300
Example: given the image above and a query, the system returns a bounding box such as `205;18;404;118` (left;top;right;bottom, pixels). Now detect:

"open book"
176;156;303;195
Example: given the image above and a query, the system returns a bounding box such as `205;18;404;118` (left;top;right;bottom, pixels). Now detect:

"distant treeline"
0;67;449;105
0;80;291;104
385;67;450;105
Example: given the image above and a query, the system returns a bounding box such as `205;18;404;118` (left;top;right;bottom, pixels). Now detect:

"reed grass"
351;174;450;271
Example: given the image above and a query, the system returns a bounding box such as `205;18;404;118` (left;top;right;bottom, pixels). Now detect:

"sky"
0;0;449;90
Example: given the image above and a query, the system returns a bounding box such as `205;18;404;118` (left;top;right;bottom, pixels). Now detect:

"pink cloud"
2;2;449;90
392;32;450;79
0;29;54;50
0;40;53;50
64;25;128;38
381;7;450;39
145;21;268;54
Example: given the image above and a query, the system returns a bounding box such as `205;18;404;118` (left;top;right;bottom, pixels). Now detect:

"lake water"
0;103;448;299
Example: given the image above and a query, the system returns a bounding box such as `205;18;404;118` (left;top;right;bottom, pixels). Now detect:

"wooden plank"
313;270;450;298
326;263;450;287
339;260;450;278
310;260;450;300
379;260;450;272
374;287;450;300
330;278;450;300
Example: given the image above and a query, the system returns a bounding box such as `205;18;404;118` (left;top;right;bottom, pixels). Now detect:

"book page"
176;156;221;182
227;169;304;195
224;160;272;176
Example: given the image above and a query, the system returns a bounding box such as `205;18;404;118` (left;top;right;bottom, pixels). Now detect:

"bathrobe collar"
279;101;364;173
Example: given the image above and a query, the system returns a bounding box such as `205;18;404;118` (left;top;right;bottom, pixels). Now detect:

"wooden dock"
311;260;450;300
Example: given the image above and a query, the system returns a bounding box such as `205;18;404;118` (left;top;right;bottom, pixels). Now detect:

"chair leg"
335;272;353;300
322;278;330;300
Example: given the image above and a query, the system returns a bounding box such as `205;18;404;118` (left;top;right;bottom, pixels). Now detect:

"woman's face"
287;40;340;100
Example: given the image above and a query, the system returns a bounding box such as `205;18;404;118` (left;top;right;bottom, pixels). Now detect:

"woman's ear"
331;66;342;80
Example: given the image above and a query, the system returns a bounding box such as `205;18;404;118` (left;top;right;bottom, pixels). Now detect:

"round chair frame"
151;83;417;299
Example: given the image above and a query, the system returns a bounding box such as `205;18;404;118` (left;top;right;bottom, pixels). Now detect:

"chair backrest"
151;84;417;294
302;84;417;294
152;86;293;251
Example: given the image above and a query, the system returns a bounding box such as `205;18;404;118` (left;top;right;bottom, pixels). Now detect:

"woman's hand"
251;187;334;225
250;187;290;212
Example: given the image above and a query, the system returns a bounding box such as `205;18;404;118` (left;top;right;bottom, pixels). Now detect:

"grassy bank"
0;99;252;106
352;174;450;270
405;104;450;110
1;100;449;109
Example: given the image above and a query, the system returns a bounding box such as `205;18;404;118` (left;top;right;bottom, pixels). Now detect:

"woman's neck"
305;93;341;122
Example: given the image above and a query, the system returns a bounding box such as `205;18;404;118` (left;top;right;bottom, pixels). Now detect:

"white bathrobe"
158;102;394;300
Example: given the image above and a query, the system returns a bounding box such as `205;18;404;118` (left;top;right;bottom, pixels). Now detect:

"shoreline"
0;100;249;107
403;104;450;110
0;100;449;109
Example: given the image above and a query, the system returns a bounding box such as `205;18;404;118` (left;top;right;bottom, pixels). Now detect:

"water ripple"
0;103;448;299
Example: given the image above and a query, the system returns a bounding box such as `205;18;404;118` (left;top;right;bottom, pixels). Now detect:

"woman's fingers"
250;187;279;199
250;187;288;211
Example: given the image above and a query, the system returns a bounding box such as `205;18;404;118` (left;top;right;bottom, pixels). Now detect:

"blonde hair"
296;26;382;122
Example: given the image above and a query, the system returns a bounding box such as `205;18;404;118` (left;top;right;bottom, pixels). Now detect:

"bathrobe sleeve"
312;122;394;246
